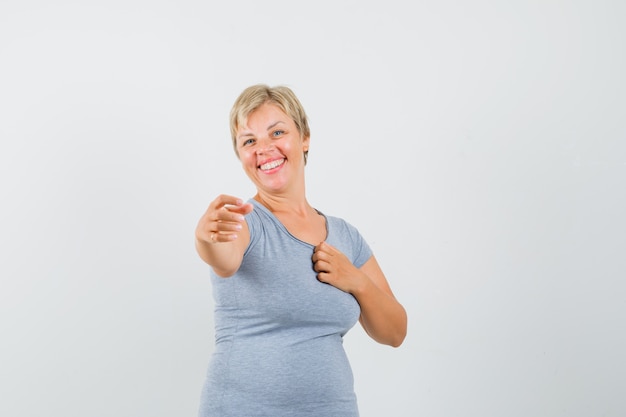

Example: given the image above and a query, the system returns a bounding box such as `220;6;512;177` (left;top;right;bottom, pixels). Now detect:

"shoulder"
324;212;373;267
244;199;275;229
325;213;363;239
242;200;269;248
242;199;287;252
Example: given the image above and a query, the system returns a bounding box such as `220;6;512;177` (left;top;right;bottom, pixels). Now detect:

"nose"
256;137;275;154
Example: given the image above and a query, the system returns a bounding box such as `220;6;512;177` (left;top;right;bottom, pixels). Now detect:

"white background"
1;1;625;416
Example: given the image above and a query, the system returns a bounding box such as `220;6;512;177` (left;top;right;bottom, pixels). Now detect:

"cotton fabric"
198;200;372;417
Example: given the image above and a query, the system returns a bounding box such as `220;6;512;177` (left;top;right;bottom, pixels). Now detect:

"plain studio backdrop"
1;1;624;416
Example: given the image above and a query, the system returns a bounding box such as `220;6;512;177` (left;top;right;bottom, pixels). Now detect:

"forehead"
239;102;291;130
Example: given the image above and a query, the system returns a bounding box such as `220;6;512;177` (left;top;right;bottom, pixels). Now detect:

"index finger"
225;202;254;215
212;194;244;210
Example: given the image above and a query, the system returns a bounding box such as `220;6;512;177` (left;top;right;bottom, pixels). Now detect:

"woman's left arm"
313;242;407;347
354;256;407;347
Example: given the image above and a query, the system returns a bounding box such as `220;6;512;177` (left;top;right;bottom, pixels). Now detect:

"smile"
259;158;285;171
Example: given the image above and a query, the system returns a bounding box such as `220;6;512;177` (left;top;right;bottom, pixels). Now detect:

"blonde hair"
229;84;310;164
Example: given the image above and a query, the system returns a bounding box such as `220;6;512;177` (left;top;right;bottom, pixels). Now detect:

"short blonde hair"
229;84;310;164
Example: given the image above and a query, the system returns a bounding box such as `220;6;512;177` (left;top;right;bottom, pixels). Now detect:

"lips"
259;158;285;171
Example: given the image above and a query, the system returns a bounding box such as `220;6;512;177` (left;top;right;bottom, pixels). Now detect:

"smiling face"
236;102;310;195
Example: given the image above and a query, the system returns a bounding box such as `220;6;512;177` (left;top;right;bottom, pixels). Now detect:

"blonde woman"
195;84;407;417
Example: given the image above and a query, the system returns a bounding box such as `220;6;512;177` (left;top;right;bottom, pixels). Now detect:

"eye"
272;130;284;137
242;138;255;146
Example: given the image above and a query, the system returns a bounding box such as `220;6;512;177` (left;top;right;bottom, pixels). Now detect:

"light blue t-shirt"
198;199;373;417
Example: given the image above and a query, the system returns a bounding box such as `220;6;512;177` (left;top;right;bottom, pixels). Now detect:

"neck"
254;191;312;216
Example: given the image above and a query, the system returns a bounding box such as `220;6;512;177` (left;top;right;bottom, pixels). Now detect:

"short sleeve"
327;216;373;268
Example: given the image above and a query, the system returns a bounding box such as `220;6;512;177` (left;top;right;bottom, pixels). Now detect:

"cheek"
238;148;255;163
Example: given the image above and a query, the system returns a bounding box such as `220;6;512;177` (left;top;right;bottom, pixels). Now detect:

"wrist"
350;270;374;297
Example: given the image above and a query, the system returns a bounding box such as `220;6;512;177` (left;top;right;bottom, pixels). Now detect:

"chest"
273;211;327;246
228;233;360;334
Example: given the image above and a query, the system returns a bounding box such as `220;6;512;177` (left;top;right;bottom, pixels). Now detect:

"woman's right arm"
194;194;253;277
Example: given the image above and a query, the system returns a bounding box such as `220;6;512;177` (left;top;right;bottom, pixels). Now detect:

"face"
236;103;310;194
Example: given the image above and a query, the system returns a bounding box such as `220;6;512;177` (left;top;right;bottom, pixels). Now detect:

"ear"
302;135;310;165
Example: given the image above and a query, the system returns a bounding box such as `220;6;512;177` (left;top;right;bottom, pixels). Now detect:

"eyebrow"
266;121;285;130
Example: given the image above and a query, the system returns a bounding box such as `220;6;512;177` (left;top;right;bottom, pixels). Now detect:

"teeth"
260;159;284;171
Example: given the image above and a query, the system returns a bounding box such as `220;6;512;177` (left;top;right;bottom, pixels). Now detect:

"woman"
195;84;407;417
